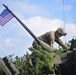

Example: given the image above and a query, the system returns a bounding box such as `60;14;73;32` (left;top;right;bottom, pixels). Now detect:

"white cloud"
4;38;12;47
65;23;76;41
66;23;76;33
4;38;21;47
23;16;63;36
5;39;11;43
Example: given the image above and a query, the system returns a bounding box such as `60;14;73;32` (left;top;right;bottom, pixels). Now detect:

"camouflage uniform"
32;28;69;51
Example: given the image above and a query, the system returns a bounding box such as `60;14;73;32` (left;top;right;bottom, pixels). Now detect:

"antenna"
62;0;66;43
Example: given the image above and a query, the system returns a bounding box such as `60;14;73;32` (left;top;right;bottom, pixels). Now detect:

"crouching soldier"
32;28;69;51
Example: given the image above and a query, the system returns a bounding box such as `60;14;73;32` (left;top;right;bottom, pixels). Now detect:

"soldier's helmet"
56;28;67;36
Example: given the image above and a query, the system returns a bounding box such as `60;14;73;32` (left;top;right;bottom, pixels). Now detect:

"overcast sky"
0;0;76;58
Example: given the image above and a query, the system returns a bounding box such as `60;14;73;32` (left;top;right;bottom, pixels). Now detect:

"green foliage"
0;45;63;75
29;45;56;74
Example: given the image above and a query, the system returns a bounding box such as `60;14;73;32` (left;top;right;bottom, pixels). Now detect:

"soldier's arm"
55;39;69;50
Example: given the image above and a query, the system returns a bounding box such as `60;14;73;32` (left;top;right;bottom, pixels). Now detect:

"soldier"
32;27;69;51
29;28;69;67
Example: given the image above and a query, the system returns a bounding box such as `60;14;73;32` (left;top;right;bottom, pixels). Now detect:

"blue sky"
0;0;76;58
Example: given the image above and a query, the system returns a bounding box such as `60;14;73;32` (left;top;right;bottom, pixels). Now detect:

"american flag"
0;9;14;26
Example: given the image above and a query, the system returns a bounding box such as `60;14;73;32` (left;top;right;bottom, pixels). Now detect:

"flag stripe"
0;13;13;26
0;14;11;22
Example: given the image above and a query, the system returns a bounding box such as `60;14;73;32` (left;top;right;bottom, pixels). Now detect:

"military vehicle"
56;38;76;75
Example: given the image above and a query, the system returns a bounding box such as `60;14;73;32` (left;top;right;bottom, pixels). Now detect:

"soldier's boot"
0;58;12;75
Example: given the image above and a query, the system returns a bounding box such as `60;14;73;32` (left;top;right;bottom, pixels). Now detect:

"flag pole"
3;4;40;44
